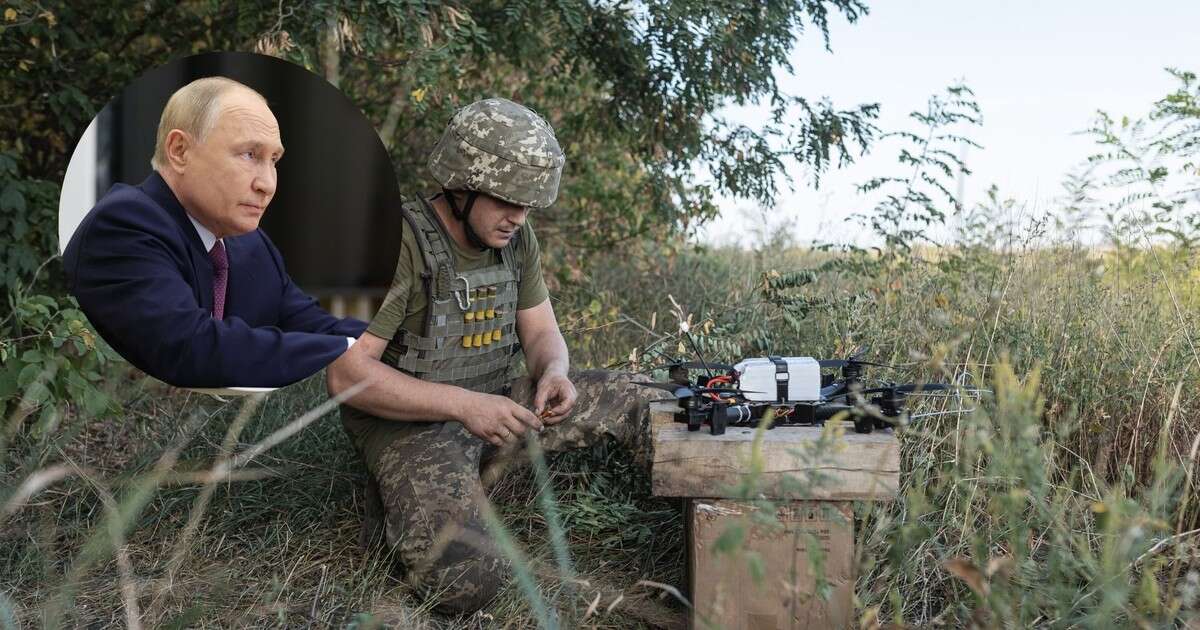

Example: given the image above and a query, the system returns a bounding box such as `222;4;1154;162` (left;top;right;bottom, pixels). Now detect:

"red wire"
705;375;732;400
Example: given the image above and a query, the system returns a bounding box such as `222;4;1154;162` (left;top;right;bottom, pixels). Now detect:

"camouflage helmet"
428;98;565;209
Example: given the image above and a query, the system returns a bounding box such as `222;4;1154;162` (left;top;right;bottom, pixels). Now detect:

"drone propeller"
633;382;759;398
634;382;696;397
817;358;896;369
891;388;992;397
670;360;736;372
817;345;898;370
825;383;952;401
694;386;761;396
863;383;953;395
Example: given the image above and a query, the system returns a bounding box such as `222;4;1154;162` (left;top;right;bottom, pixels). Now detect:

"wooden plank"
651;418;900;501
649;402;680;436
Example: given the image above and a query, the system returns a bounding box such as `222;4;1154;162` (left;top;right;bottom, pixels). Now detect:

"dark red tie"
209;241;228;320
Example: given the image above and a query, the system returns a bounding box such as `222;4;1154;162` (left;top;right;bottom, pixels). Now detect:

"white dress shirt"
187;213;221;253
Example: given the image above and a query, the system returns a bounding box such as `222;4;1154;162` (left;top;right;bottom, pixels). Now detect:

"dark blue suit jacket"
63;172;367;388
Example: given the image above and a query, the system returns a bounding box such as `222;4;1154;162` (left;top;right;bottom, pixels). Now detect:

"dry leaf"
986;554;1014;577
944;557;989;597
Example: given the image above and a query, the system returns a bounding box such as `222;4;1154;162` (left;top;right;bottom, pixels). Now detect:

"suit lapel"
139;173;214;312
222;234;263;318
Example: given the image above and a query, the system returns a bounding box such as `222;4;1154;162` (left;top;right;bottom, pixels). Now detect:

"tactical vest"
383;197;522;395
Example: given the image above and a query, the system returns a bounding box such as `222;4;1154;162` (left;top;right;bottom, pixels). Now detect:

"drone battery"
734;356;821;403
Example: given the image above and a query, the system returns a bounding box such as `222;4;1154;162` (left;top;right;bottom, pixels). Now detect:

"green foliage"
1086;68;1200;252
859;361;1189;627
0;375;684;627
850;82;982;264
0;290;120;440
548;440;675;550
0;153;60;297
0;150;119;437
299;0;881;253
552;67;1200;621
0;2;295;436
503;71;1200;627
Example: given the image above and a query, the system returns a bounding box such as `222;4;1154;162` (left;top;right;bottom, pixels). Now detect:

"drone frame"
644;349;960;435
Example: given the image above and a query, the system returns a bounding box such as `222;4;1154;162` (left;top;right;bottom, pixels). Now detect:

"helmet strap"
441;188;489;250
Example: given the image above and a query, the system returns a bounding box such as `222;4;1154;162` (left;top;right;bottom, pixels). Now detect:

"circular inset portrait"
58;52;402;390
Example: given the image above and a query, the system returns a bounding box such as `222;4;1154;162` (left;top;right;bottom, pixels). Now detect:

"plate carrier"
382;197;522;395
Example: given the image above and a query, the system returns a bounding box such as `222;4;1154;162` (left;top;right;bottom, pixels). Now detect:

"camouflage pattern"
342;369;652;614
428;98;565;209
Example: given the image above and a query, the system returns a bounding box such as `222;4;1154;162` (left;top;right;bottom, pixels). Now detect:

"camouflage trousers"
340;369;651;614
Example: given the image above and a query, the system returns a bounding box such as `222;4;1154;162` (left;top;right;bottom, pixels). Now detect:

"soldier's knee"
416;553;510;615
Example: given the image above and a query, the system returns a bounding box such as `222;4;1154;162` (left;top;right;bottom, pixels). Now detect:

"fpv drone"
638;347;957;435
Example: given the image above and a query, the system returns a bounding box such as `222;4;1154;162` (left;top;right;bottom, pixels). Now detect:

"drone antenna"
680;323;715;377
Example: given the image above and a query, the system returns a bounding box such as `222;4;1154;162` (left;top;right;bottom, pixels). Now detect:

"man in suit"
63;76;366;388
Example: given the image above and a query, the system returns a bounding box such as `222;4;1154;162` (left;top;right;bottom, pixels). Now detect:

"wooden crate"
689;499;854;630
648;405;899;629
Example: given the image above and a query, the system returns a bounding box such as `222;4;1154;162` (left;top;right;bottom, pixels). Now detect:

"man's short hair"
150;76;267;171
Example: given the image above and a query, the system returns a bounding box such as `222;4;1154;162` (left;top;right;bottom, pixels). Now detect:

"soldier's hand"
457;391;544;446
534;373;577;425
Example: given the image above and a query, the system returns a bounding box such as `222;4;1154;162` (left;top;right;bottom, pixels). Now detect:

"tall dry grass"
551;218;1200;626
4;216;1200;628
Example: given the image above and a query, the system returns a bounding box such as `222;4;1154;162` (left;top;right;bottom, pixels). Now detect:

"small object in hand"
539;409;554;419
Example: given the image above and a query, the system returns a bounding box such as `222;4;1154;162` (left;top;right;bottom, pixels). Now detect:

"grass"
1;373;684;628
552;231;1200;626
4;224;1200;627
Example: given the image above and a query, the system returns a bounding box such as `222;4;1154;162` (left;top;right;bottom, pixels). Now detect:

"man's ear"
163;129;192;174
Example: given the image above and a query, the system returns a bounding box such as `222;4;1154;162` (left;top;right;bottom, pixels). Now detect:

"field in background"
559;233;1200;627
3;226;1199;627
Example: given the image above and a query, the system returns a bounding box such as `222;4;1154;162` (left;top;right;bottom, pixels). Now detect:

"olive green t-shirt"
365;204;549;343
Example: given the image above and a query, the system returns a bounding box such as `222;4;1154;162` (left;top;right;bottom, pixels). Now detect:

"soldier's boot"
407;527;511;615
358;474;386;550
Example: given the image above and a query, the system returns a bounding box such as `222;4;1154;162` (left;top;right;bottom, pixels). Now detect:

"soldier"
327;98;650;614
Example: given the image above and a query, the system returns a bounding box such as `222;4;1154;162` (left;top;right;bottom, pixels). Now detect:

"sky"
695;1;1200;247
